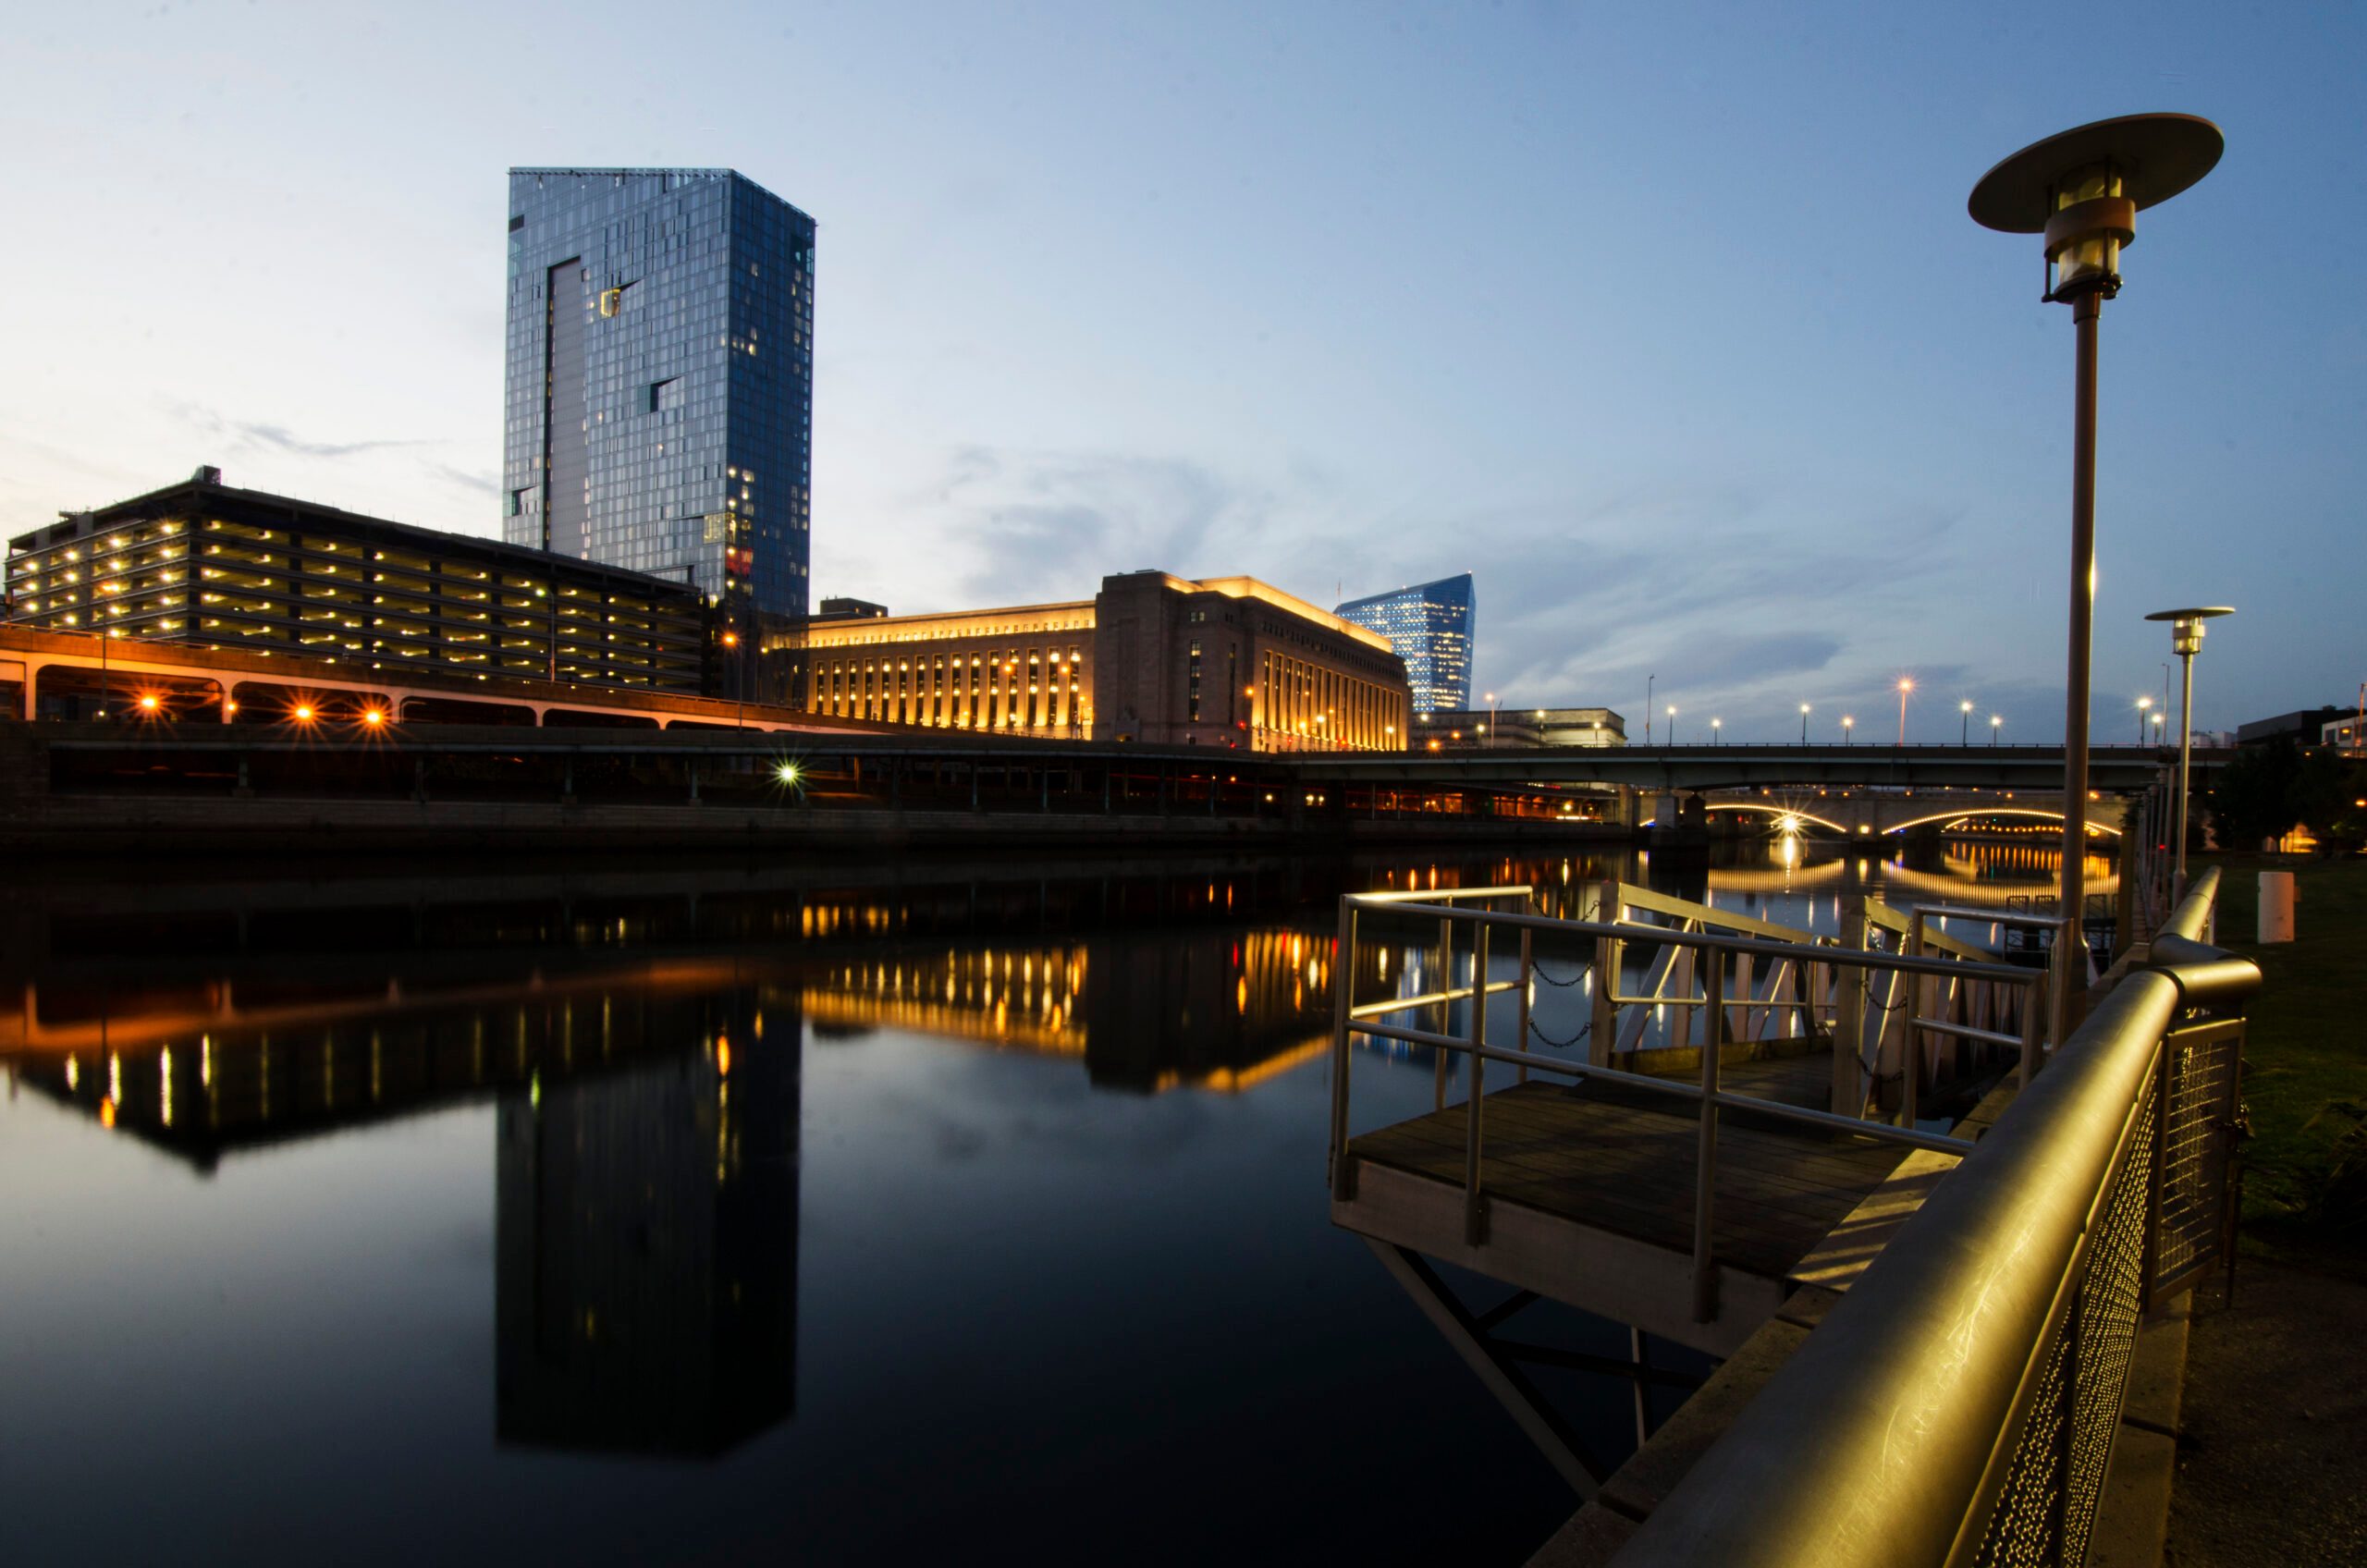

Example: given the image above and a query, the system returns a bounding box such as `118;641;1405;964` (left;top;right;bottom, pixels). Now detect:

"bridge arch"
1884;807;2120;837
1692;801;1854;836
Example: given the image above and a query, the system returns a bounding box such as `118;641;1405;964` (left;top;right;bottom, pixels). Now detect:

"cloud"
170;402;440;459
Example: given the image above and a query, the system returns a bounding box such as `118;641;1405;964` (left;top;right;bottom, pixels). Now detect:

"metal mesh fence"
1973;1085;2159;1566
2155;1023;2241;1288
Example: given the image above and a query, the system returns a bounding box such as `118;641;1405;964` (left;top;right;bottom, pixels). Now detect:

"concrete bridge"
1674;787;2128;839
1294;740;2188;793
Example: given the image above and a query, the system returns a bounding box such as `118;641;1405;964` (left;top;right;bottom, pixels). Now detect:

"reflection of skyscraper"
496;994;800;1456
1333;574;1476;714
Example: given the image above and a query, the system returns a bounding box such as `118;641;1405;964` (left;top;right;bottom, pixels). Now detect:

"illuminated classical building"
803;570;1412;751
1333;573;1475;715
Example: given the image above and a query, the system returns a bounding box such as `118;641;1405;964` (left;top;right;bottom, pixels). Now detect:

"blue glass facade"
1333;573;1475;714
504;168;815;698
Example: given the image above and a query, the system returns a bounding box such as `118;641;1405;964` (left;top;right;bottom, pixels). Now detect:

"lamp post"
1799;703;1811;744
1841;715;1854;746
1991;715;2004;745
1971;113;2223;1008
1666;705;1677;747
1896;677;1913;746
2145;606;2234;894
1960;699;1974;745
1485;692;1499;749
1646;674;1655;744
1711;717;1722;746
2135;694;2152;745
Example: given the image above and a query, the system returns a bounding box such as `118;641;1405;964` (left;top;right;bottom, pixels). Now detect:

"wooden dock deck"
1333;1055;1912;1356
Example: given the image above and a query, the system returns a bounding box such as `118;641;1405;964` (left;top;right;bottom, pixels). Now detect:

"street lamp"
2145;605;2234;892
1896;677;1913;746
1991;714;2004;745
2135;693;2152;745
1972;113;2223;1002
720;630;744;731
1711;717;1722;745
1485;692;1500;749
1960;699;1974;745
1799;703;1811;744
1841;715;1854;746
1666;705;1677;746
1646;674;1656;744
2152;709;2166;743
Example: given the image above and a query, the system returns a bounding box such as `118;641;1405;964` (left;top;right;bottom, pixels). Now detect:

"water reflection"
497;991;800;1457
0;836;2120;1563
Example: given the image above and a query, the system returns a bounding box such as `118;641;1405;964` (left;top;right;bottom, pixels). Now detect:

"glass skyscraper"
504;167;815;698
1333;573;1475;714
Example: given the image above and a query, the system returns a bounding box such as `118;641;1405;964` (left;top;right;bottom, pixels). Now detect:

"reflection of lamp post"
1960;699;1974;745
1972;113;2224;995
1799;703;1811;744
2146;605;2234;893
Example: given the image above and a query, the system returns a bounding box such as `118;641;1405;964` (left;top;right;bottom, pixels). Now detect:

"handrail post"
1834;894;1869;1116
1691;949;1724;1322
1329;900;1360;1201
2019;970;2047;1087
1903;909;1925;1129
1464;922;1490;1245
1590;879;1620;1068
1434;914;1453;1111
1515;896;1534;1084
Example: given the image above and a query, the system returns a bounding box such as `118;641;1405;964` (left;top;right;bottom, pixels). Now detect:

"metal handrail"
1609;866;2253;1568
1352;900;2041;986
1329;891;2042;1323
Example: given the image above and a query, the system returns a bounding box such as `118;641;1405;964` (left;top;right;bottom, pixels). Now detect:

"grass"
2195;852;2367;1274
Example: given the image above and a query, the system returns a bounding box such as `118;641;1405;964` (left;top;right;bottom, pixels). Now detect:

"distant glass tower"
504;167;816;698
1333;573;1475;714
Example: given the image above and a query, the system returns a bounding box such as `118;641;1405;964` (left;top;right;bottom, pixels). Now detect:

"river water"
0;835;2106;1565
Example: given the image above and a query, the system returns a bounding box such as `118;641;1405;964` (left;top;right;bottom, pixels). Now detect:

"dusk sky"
5;1;2358;741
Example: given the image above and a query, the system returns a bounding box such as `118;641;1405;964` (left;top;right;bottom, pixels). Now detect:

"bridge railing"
1607;867;2254;1568
1325;890;2046;1324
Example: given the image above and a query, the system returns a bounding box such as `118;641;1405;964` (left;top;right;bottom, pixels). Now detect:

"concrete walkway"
2163;1259;2367;1567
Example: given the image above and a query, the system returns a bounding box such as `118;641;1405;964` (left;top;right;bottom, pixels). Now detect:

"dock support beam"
1363;1240;1605;1496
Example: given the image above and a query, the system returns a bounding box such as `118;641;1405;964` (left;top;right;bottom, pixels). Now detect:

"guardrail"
1609;866;2254;1567
1326;887;2050;1324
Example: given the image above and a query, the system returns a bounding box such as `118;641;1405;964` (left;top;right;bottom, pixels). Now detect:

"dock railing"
1327;886;2049;1324
1607;866;2253;1568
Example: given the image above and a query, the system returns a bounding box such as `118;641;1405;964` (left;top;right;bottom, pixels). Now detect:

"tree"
2206;738;2303;851
2293;748;2367;857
